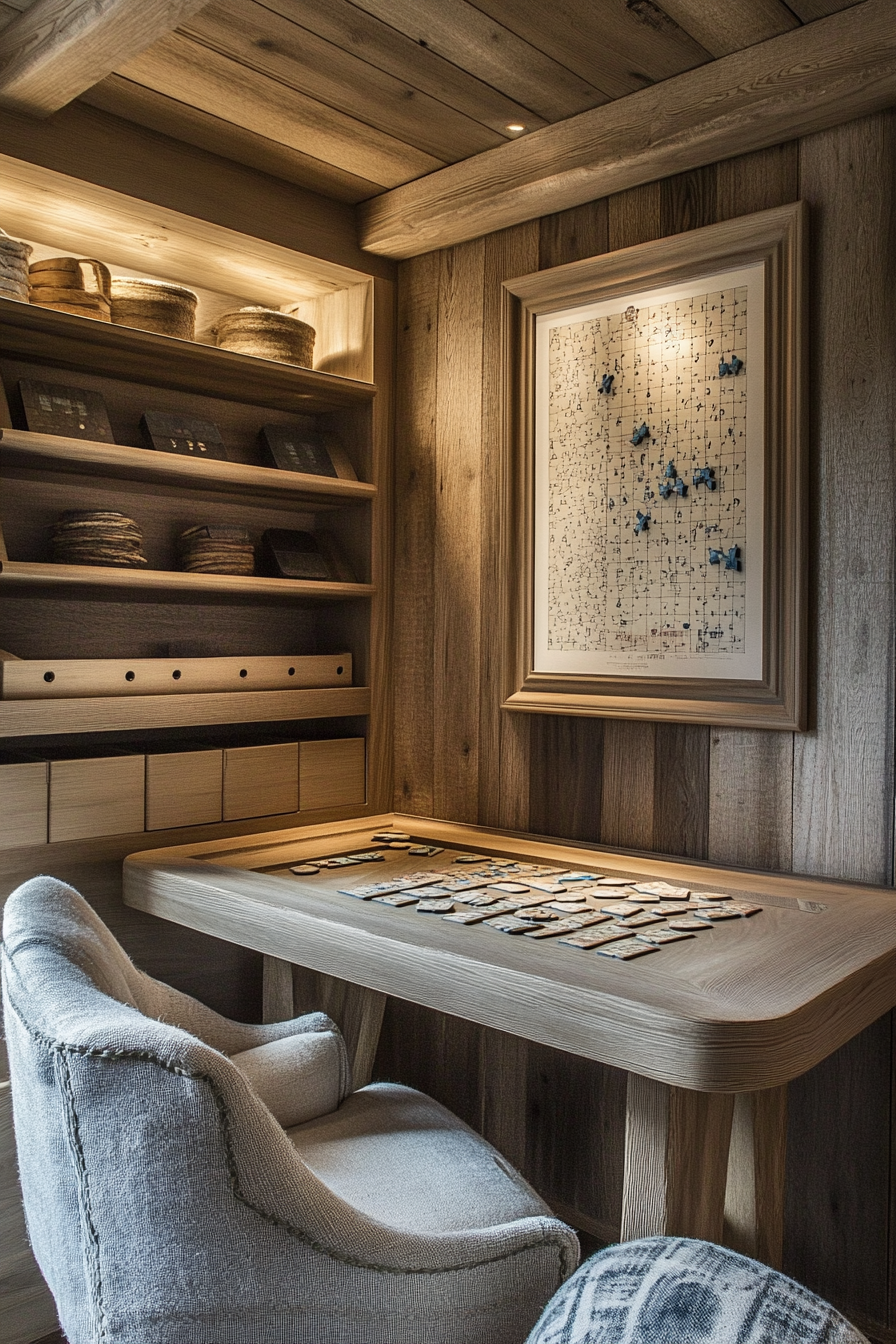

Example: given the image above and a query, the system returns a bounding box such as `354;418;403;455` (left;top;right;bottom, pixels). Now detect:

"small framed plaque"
260;421;356;479
19;379;114;442
140;412;228;460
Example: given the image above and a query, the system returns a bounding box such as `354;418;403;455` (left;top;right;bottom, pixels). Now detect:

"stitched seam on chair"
3;981;570;1282
56;1048;109;1342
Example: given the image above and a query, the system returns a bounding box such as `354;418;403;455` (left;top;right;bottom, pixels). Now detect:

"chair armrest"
230;1027;351;1126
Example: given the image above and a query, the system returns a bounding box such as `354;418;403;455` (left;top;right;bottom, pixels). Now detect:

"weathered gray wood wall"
384;109;896;1334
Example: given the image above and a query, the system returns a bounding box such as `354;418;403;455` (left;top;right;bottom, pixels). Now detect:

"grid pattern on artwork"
546;287;748;657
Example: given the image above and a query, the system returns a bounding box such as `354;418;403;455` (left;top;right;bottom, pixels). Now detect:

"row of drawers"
0;737;366;846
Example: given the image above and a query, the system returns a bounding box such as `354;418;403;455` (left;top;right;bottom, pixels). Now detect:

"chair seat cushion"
287;1082;553;1235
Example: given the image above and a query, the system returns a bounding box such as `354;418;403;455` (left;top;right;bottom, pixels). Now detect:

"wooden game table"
123;813;896;1267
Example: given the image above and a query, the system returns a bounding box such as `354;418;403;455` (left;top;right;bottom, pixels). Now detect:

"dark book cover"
19;379;114;442
259;422;338;477
141;411;228;460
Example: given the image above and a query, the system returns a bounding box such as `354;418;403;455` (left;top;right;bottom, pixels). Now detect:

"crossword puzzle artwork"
533;263;765;681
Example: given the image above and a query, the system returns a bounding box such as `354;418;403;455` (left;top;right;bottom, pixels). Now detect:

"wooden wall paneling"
522;1040;626;1246
537;198;609;272
528;715;603;843
393;252;439;815
707;729;794;869
0;1076;59;1344
785;1015;893;1322
782;109;896;1328
792;113;896;885
478;221;539;833
652;723;709;859
715;141;800;220
432;239;485;823
373;997;483;1132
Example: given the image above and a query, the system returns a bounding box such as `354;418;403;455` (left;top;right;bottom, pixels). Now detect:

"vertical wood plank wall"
385;111;896;1329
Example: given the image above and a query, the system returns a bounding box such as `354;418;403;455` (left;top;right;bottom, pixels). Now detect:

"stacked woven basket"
49;512;148;568
29;257;112;321
0;229;31;302
178;525;254;576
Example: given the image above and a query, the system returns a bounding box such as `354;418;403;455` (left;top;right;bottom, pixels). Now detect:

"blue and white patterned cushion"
526;1237;869;1344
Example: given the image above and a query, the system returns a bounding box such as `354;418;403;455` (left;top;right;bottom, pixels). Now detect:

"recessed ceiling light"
506;123;526;133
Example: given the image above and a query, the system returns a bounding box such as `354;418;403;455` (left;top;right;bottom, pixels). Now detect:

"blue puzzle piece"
631;422;649;446
665;462;677;478
730;354;744;374
634;510;650;535
659;481;673;499
693;466;716;490
674;477;687;497
599;373;615;394
709;546;741;571
719;359;730;377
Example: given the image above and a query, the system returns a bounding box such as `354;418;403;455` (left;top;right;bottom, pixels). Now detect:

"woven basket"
29;257;112;321
0;229;32;300
212;307;315;368
110;278;198;340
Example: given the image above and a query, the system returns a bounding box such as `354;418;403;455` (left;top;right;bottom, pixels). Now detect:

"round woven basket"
0;228;32;301
213;307;315;368
110;277;198;340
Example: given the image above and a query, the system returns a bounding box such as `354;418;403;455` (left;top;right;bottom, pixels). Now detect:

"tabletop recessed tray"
123;814;896;1094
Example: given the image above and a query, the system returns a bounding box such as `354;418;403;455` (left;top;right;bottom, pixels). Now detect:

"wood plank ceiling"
0;0;865;206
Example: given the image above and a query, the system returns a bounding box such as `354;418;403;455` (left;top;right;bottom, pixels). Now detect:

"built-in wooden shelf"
0;429;376;508
0;297;376;413
0;559;374;603
0;685;370;737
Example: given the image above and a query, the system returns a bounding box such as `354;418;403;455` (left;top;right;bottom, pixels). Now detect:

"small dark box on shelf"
261;529;355;583
140;411;228;460
19;378;114;442
259;421;339;477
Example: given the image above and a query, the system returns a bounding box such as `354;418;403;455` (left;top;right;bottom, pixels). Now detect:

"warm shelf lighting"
505;123;526;134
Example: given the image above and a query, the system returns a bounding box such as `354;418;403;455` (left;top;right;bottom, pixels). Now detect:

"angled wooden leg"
723;1085;787;1268
622;1073;735;1243
263;956;387;1089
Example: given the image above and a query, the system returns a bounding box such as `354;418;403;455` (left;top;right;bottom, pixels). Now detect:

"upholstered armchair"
2;877;578;1344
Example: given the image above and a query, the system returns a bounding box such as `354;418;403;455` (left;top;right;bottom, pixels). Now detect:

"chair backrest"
1;877;313;1343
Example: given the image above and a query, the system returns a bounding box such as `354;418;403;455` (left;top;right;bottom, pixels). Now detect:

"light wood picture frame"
500;202;807;729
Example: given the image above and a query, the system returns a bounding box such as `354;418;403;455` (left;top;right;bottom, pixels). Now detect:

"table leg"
622;1073;735;1243
723;1085;787;1268
261;954;387;1089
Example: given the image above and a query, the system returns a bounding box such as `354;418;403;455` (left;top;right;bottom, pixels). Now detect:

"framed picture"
140;412;228;460
19;378;114;442
500;202;807;729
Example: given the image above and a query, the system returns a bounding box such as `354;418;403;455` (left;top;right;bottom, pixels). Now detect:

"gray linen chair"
2;876;578;1344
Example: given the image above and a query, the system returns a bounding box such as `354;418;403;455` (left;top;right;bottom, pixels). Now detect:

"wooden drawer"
48;754;145;843
223;742;298;821
145;748;223;831
0;759;47;849
299;738;366;810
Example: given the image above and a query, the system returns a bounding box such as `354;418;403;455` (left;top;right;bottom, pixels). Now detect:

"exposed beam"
359;0;896;259
0;0;213;117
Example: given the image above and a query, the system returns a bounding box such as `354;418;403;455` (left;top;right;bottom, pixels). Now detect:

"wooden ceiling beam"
0;0;213;117
359;0;896;259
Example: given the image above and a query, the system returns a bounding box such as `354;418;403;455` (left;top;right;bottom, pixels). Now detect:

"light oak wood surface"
359;0;896;257
0;685;370;738
0;559;374;603
49;752;145;843
145;748;223;832
124;814;896;1094
0;759;47;848
0;0;211;117
0;652;352;699
0;1080;58;1344
126;811;896;1251
299;738;366;812
222;743;298;822
0;430;375;507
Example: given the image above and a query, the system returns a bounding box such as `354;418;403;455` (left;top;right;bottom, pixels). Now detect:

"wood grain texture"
80;74;383;205
724;1085;788;1267
432;240;484;823
528;715;603;843
708;730;794;870
346;0;606;122
622;1074;735;1242
123;815;896;1092
0;0;211;116
183;0;506;164
600;721;656;851
658;0;799;58
118;31;442;190
251;0;550;138
145;748;222;831
261;953;294;1022
392;252;438;816
652;723;709;859
222;742;298;822
0;760;47;848
359;0;896;257
48;753;145;843
792;113;896;885
473;0;710;97
478;222;539;833
299;738;366;811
